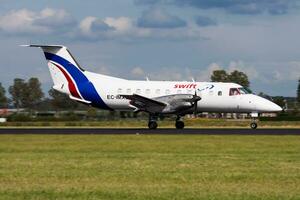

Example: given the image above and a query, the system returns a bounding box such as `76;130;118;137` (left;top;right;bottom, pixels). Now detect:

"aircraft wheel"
250;122;257;129
148;121;158;130
175;121;185;129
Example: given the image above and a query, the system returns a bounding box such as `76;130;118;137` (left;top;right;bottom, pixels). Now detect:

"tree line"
0;78;79;110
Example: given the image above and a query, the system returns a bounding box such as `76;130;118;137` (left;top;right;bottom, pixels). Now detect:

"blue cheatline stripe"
44;52;112;110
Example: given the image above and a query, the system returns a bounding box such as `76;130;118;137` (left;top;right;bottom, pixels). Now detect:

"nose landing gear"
250;122;257;129
250;112;259;129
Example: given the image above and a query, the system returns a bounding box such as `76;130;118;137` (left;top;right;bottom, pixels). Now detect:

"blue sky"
0;0;300;96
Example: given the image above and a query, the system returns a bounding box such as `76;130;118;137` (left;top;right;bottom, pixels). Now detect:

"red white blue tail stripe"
44;52;112;110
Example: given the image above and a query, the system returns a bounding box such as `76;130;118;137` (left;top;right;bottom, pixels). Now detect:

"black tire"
250;122;257;129
148;121;158;129
175;121;185;129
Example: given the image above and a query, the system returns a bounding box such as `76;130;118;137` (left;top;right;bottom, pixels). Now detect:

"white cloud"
79;17;98;36
0;8;75;35
96;66;111;75
267;61;300;82
0;8;204;41
0;9;48;34
78;16;134;40
228;60;259;80
78;16;115;38
197;62;222;81
287;61;300;80
192;61;262;81
137;8;187;29
196;60;300;85
131;62;250;82
104;17;133;32
241;61;300;84
35;8;75;28
131;67;145;78
76;15;203;41
272;70;282;81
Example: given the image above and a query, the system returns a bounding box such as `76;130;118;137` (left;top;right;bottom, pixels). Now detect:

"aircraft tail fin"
23;44;112;110
23;45;86;98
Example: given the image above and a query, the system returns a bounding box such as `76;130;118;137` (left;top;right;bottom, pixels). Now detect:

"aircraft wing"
121;94;166;113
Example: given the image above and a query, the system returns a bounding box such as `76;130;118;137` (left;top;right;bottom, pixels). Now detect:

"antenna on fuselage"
146;77;150;81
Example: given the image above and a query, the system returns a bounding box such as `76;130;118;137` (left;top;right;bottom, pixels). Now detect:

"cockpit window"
239;87;251;94
229;88;240;96
229;87;251;96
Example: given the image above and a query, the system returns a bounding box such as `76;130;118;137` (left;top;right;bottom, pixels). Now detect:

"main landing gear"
175;116;184;129
148;115;158;130
147;115;185;129
148;121;158;129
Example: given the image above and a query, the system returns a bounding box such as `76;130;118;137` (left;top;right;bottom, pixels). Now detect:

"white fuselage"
85;71;282;113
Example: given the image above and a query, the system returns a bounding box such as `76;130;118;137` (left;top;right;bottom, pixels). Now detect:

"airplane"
24;45;282;129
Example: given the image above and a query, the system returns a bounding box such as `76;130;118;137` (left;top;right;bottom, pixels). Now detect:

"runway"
0;128;299;135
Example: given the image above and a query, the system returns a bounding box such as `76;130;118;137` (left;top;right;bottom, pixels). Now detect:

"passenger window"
117;88;122;94
126;89;131;94
146;89;150;94
177;90;182;94
136;89;141;94
229;88;240;96
165;89;170;95
155;89;160;95
218;91;222;96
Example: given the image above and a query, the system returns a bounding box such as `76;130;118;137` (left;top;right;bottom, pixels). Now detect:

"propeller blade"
193;90;200;117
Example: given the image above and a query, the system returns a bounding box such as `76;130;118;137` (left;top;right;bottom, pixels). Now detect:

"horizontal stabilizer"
21;44;64;48
69;95;91;104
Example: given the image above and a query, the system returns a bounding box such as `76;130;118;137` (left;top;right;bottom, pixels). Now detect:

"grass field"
0;134;300;200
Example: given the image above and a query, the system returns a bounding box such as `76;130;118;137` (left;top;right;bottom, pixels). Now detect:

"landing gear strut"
175;116;185;129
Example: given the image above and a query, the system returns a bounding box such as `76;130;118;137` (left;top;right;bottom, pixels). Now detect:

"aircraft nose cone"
255;96;283;112
270;103;283;112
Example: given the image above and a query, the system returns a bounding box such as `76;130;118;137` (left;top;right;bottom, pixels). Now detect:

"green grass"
0;134;300;199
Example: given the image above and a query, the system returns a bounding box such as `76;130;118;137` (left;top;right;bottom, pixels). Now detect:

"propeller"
192;90;201;117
